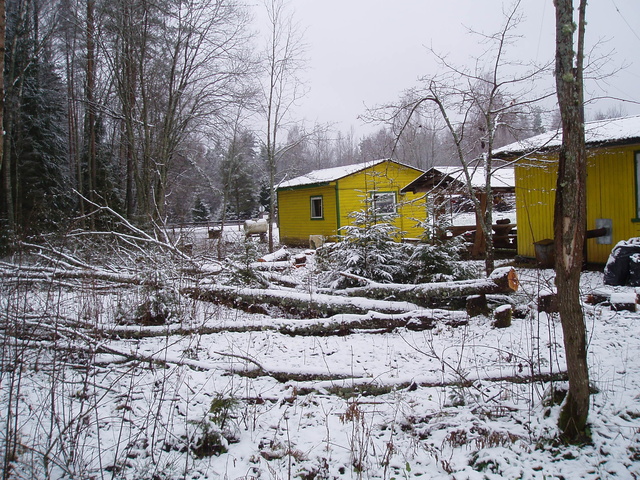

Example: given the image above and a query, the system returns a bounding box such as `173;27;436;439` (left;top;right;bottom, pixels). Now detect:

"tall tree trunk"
85;0;96;228
62;0;83;223
121;11;137;219
0;0;10;231
553;0;590;443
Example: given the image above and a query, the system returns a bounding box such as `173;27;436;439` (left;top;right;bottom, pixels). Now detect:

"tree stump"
493;304;512;328
466;294;490;317
538;291;558;313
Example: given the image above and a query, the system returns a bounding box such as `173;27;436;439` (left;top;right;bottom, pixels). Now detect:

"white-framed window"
371;191;396;216
310;196;323;219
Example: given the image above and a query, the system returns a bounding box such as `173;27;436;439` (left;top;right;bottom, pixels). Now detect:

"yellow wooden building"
494;115;640;264
276;159;427;246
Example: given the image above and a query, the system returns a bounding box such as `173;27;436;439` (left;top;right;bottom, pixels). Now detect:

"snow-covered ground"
2;224;640;479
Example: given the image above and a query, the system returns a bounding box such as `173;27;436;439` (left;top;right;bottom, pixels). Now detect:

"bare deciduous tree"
260;0;307;252
370;0;552;275
102;0;253;224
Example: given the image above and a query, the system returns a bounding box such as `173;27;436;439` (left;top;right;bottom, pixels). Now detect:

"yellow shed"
494;115;640;264
276;159;427;246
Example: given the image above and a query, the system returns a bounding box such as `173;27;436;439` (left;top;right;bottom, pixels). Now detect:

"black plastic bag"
603;239;640;286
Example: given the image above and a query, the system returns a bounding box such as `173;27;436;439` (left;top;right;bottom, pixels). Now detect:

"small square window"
372;192;396;216
310;196;323;219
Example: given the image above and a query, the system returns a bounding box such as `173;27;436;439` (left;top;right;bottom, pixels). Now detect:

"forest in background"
0;0;562;238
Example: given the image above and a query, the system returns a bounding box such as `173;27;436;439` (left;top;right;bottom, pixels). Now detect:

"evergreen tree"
220;130;258;220
3;0;71;234
192;197;210;223
14;58;71;232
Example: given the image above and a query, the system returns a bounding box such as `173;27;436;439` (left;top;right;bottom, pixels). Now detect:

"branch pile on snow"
0;259;154;287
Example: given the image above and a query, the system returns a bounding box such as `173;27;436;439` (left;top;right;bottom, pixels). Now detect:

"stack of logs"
539;288;639;313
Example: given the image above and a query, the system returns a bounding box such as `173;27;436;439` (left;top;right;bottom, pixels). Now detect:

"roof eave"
495;136;640;160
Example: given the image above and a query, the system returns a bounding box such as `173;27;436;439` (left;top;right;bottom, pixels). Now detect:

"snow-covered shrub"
220;236;268;287
188;394;240;458
134;289;183;325
398;236;477;284
316;208;405;288
115;288;183;325
317;208;476;287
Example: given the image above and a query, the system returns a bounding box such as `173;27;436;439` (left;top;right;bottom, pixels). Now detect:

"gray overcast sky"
262;0;640;136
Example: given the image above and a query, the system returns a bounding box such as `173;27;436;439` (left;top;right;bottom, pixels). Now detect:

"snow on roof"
433;165;515;189
277;158;422;189
277;159;388;189
494;114;640;156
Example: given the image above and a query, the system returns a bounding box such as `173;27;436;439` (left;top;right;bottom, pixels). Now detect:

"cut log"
182;285;419;318
584;288;612;305
250;260;293;271
340;267;519;308
259;246;289;263
278;310;468;336
585;288;640;312
610;292;637;312
261;272;302;289
108;309;469;339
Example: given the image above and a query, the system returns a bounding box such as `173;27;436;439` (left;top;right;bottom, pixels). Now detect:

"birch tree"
553;0;590;443
260;0;307;252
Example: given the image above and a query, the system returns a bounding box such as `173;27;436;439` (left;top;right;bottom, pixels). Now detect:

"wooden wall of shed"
277;184;338;246
515;144;640;264
585;145;640;263
515;156;557;260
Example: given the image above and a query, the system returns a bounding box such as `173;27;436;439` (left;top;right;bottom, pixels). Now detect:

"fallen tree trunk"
0;262;160;287
182;285;419;318
278;309;468;335
339;266;519;308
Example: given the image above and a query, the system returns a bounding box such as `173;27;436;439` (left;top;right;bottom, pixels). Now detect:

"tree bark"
553;0;590;442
